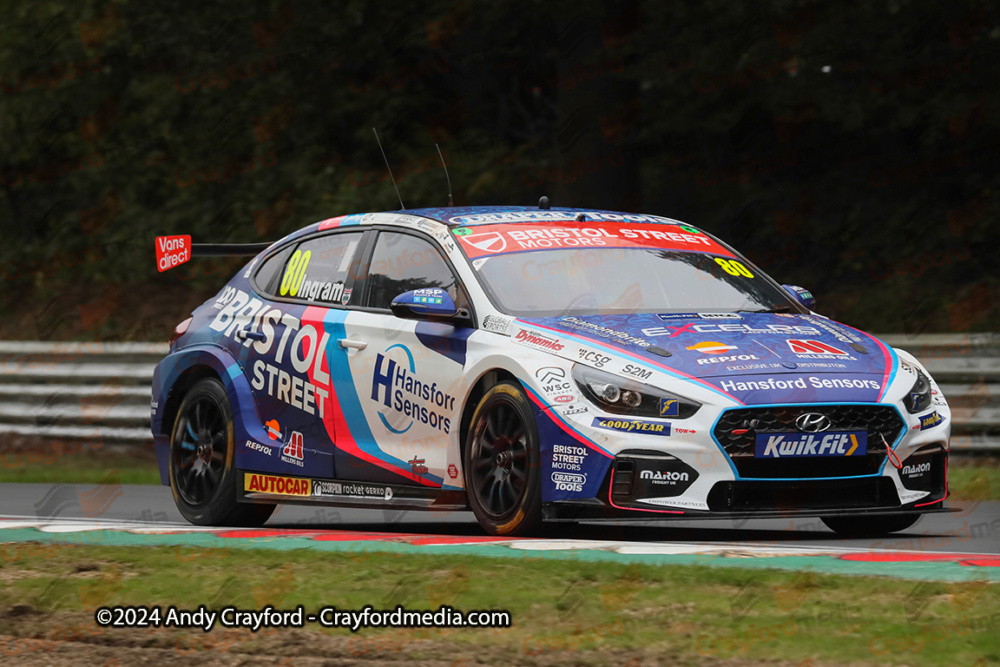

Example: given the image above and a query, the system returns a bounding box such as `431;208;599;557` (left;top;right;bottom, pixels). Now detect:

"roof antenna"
435;143;453;207
372;128;404;210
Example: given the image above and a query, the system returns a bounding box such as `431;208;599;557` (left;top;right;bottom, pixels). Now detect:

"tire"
464;381;542;536
168;378;275;526
821;513;920;538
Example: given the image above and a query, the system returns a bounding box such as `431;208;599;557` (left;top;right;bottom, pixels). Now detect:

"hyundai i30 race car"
151;205;951;536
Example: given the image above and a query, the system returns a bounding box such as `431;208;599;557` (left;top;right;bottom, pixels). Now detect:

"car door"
327;228;474;489
237;229;367;480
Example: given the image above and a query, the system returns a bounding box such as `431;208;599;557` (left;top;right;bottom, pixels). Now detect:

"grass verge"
0;543;997;666
948;460;999;501
0;439;162;485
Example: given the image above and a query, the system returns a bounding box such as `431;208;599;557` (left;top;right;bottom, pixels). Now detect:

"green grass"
0;544;997;666
0;444;162;485
0;465;161;485
948;465;1000;501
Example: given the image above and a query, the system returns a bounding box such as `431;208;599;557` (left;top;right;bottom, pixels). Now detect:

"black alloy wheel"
169;378;274;526
173;392;226;507
464;381;541;535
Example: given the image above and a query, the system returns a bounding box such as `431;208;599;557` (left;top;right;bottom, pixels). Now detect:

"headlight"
905;369;932;413
572;365;700;418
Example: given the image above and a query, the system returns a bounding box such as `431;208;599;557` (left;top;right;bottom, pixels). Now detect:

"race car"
151;204;951;536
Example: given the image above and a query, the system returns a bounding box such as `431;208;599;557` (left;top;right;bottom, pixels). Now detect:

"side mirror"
390;287;461;321
782;284;816;310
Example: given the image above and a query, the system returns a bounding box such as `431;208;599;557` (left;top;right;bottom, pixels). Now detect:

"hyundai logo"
795;413;832;433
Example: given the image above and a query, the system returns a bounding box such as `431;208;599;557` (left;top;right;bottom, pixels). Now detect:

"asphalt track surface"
1;483;997;555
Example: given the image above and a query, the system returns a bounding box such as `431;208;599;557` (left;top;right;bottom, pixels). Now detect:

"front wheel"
464;381;542;536
821;513;920;537
169;377;275;526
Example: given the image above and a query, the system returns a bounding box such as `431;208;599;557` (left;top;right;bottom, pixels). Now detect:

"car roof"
403;205;690;227
279;206;698;247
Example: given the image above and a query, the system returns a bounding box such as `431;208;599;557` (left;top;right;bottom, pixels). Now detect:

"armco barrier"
0;341;164;444
878;334;998;454
0;335;996;452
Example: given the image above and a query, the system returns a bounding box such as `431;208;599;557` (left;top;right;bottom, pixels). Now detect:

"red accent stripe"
318;216;345;230
865;333;894;402
301;307;438;487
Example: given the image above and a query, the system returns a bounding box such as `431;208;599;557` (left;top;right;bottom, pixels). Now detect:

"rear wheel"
169;378;275;526
464;382;542;536
821;513;920;537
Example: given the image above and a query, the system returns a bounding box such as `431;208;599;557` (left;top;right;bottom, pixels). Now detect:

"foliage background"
1;0;997;340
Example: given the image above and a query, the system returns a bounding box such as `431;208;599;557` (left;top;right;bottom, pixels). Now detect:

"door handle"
338;338;367;350
237;330;266;341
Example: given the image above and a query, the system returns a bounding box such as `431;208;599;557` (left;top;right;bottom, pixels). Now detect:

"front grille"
713;405;905;479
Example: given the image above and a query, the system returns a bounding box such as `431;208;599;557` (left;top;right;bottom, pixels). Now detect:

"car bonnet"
513;312;896;405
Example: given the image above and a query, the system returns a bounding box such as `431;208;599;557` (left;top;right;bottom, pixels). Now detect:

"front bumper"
544;399;951;518
543;444;951;521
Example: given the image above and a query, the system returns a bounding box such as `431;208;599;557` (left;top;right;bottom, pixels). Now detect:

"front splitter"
543;500;957;522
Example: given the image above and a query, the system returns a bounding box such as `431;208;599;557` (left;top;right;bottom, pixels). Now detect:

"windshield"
469;247;800;317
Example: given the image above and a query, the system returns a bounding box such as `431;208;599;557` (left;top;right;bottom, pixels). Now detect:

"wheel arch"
160;366;222;438
458;368;521;462
153;345;265;449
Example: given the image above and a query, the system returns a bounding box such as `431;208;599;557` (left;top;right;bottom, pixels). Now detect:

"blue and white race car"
151;205;951;536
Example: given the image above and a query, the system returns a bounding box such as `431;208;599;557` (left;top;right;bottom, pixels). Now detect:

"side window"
366;232;467;310
254;246;293;296
275;231;364;305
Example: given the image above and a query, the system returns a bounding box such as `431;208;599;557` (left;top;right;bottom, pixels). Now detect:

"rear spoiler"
191;243;272;257
158;237;273;272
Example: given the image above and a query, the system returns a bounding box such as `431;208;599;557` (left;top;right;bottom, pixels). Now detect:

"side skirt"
237;471;467;511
